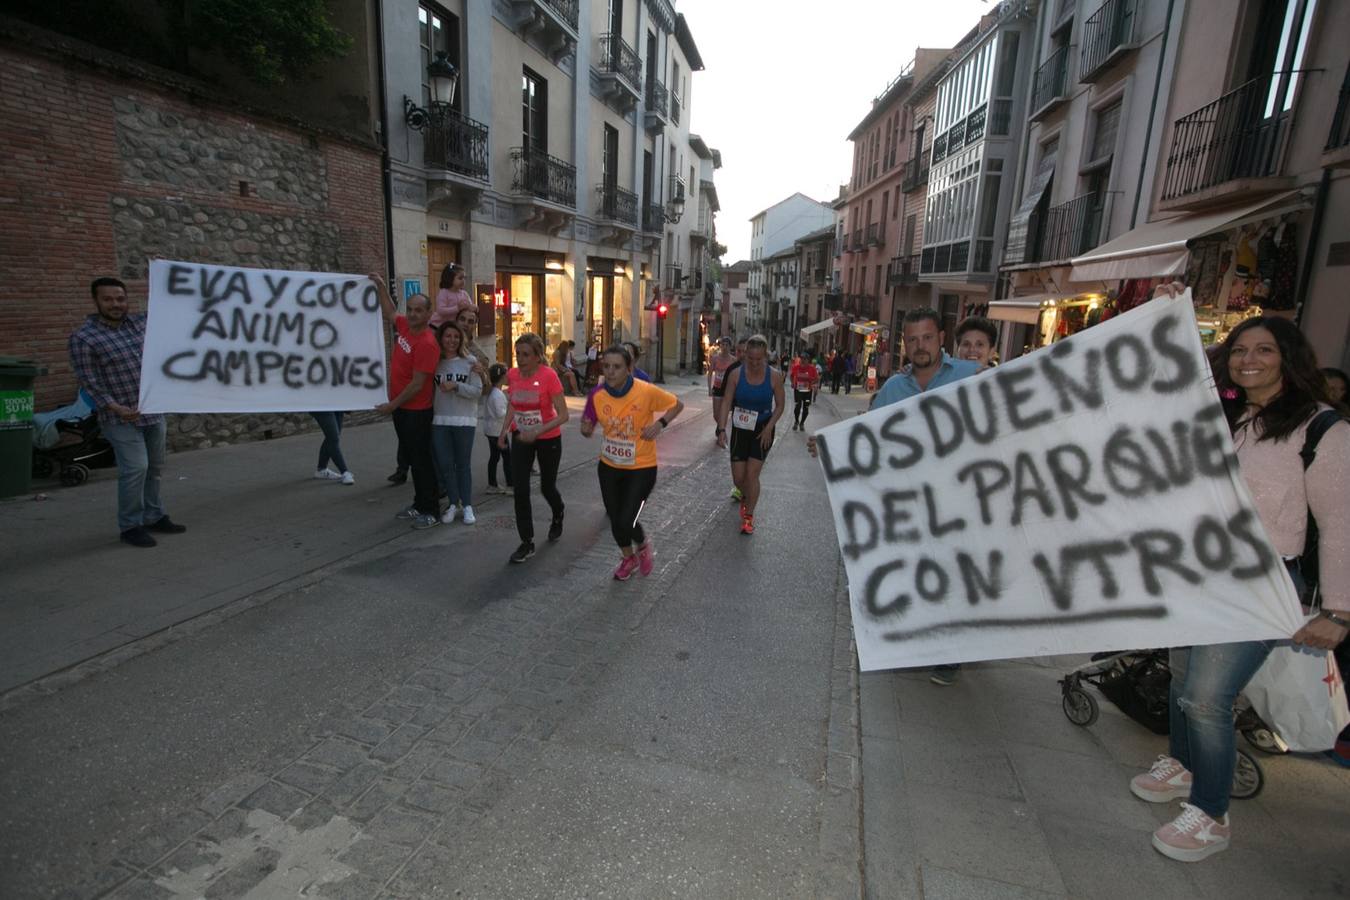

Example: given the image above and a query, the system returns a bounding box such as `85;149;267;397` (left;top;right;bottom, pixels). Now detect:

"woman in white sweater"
431;323;486;524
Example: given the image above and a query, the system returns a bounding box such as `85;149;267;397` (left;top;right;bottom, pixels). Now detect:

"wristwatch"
1321;610;1350;628
715;427;726;436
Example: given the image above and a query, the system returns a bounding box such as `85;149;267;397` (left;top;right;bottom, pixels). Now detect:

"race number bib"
712;370;726;389
731;406;759;431
514;409;543;429
601;436;637;467
795;380;812;392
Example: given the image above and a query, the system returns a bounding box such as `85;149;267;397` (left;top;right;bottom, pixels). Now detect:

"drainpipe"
1292;167;1331;327
373;0;397;283
1131;0;1179;229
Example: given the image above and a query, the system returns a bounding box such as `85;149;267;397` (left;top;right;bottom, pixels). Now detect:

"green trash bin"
0;356;48;499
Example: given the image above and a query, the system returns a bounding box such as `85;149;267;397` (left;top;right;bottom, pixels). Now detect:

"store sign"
138;260;387;414
815;291;1303;670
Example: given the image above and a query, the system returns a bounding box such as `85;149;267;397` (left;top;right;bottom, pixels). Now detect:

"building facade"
383;0;719;372
747;192;834;346
795;227;837;356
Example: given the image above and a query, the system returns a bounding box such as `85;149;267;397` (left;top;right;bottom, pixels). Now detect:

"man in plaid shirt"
68;277;188;547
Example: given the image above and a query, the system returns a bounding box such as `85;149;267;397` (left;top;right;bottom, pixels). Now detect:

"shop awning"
799;319;837;338
850;321;883;335
988;295;1056;325
1003;167;1055;266
1069;190;1308;283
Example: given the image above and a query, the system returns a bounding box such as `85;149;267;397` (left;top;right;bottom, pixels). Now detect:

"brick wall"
0;43;387;449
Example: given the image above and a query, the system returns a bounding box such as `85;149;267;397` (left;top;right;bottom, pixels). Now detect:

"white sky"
678;0;998;262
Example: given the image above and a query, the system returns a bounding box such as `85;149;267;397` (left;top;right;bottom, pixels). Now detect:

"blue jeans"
102;419;167;532
431;424;475;507
1169;639;1275;818
310;412;347;472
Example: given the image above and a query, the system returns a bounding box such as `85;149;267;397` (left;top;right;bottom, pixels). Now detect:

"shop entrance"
494;270;566;367
589;275;613;351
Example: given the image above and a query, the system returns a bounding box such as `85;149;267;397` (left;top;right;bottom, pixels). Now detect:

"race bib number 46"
732;406;759;430
602;436;636;467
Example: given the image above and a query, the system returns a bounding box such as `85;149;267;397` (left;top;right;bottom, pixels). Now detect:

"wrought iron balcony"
823;292;842;311
539;0;578;29
510;146;577;207
598;33;641;88
865;222;881;246
1032;192;1104;262
851;231;865;252
1031;46;1071;117
665;264;684;290
422;107;489;182
644;79;669;132
1161;74;1298;203
902;149;931;192
596;182;638;225
887;254;919;287
510;0;578;63
642;203;665;233
1081;0;1137;82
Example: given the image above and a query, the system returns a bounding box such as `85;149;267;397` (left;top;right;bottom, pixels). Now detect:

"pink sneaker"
637;541;654;576
613;554;640;581
1152;802;1230;862
1130;755;1192;803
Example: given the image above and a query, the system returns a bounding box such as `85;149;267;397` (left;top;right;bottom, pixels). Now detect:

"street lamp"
403;51;460;130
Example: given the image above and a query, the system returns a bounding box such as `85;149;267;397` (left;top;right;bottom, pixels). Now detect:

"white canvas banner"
138;260;387;414
815;293;1304;671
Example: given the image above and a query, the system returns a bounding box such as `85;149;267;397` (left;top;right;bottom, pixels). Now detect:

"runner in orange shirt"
580;345;684;580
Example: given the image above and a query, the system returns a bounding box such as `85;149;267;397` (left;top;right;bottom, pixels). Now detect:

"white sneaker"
462;506;476;525
1130;755;1193;803
315;468;340;480
441;507;459;525
340;471;355;485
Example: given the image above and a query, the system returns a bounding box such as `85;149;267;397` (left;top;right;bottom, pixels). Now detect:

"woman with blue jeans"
309;412;353;484
431;322;486;524
1129;300;1349;863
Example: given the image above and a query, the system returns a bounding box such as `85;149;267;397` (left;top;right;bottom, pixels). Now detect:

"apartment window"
419;5;461;111
1087;100;1122;166
522;67;548;152
880;192;889;239
873;265;883;298
602;123;619;190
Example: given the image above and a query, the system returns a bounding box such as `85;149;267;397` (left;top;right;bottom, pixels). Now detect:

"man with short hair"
69;277;187;547
811;307;979;683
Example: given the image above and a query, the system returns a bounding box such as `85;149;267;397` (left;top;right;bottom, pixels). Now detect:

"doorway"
497;273;541;366
589;275;614;351
427;238;460;298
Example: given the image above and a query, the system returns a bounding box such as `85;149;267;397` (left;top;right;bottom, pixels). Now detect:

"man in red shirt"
789;349;820;431
371;274;441;529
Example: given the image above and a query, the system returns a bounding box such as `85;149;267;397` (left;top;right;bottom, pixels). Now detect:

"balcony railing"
671;91;683;126
666;264;684;290
423;107;489;182
823;292;842;311
1081;0;1137;82
1034;192;1104;262
642;203;665;233
887;254;920;287
851;231;865;251
598;33;642;89
902;148;931;192
645;79;669;118
1033;46;1071;116
596;182;638;225
1162;74;1297;201
540;0;578;29
1330;63;1350;152
865;222;881;246
510;146;577;207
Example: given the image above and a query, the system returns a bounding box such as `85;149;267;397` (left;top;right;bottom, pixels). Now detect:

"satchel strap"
1300;409;1343;470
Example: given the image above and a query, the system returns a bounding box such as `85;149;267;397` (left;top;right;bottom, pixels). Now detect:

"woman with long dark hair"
1129;311;1349;863
498;333;569;563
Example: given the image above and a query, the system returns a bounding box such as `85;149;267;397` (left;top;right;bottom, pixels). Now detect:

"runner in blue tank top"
715;334;785;535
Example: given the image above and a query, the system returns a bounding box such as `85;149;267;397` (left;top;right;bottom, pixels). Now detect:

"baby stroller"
1058;649;1272;799
30;389;115;486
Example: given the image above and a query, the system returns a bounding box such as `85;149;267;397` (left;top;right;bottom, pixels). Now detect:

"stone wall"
0;43;388;454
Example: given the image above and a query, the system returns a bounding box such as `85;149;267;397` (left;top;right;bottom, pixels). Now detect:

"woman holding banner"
1130;304;1349;863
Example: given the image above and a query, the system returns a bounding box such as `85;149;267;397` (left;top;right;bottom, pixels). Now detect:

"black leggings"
793;390;813;425
597;463;656;548
510;435;563;542
485;435;512;488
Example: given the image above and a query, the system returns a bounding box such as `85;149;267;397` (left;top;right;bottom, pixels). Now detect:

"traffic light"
657;302;669;320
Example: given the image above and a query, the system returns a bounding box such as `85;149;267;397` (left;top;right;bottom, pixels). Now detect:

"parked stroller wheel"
1062;687;1099;726
32;455;54;479
60;463;90;487
1230;749;1264;799
1241;726;1289;755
